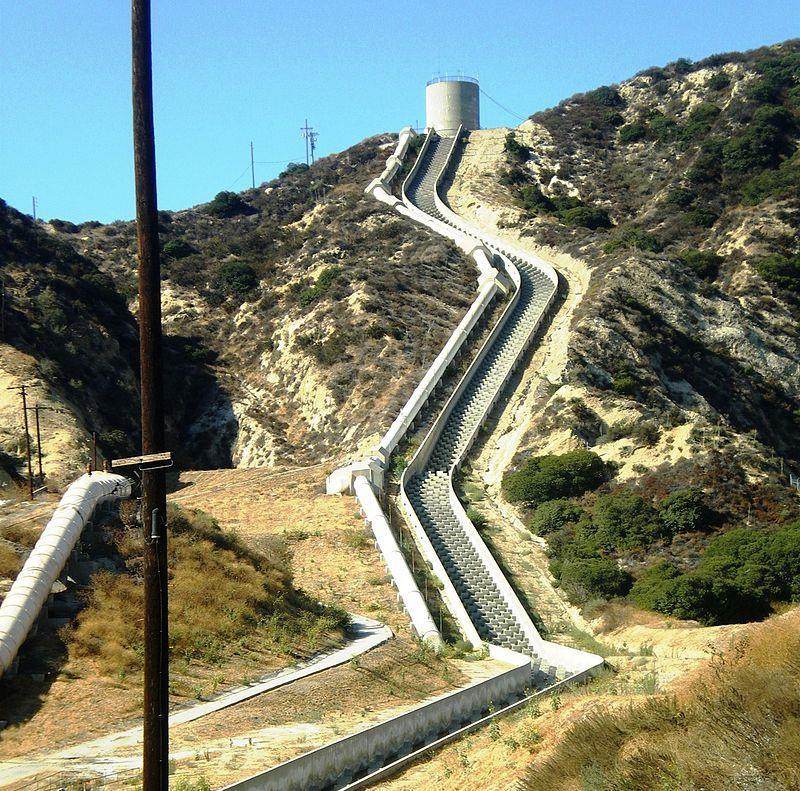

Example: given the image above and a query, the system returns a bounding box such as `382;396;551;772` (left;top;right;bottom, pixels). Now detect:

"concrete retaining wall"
328;127;505;494
220;652;530;791
353;475;442;649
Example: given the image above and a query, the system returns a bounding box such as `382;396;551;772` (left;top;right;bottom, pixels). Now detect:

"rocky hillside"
444;39;800;628
0;135;478;482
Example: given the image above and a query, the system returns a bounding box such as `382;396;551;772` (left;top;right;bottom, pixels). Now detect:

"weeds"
67;503;349;676
521;612;800;790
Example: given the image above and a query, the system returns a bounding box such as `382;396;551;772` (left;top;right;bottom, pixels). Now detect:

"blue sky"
1;1;798;223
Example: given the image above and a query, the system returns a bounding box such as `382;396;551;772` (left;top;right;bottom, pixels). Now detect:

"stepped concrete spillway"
401;131;576;683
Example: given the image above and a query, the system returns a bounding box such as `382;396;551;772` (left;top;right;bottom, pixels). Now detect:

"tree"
676;249;722;280
206;191;253;218
280;162;309;178
588;86;624;108
163;238;195;259
559;557;633;601
528;499;584;535
504;132;530;164
658;487;712;534
558;206;612;230
590;492;665;550
212;261;258;298
755;254;800;293
618;123;647;143
502;450;608;506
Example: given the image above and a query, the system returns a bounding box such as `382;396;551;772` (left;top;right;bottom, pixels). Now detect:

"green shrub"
632;520;800;624
298;266;342;306
611;374;637;396
49;218;79;233
280;162;309;178
557;206;612;230
754;254;800;294
665;188;696;208
206;191;253;218
559;557;633;600
647;112;679;143
603;228;663;254
528;499;584;535
605;420;659;446
466;506;487;530
587;86;624;107
682;102;721;140
213;261;258;298
686;139;724;183
657;487;712;534
670;57;693;75
676;249;722;280
589;492;666;550
740;152;800;204
502;450;608;506
706;72;731;91
99;429;132;459
723;122;787;172
36;287;68;332
163;238;195;259
687;207;719;228
518;184;554;213
618;123;647;143
504;132;530;164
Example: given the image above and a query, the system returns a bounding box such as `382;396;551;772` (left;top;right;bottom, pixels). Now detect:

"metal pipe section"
353;475;442;650
0;472;131;676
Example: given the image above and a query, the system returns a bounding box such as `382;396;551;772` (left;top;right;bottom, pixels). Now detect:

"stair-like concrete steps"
403;134;561;685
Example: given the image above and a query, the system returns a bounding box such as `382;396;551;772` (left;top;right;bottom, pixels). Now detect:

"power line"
227;164;252;190
480;87;527;122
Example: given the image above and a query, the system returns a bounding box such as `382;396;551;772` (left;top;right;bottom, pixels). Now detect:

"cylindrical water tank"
425;76;480;135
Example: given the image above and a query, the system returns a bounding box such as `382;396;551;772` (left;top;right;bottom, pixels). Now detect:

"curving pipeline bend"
0;472;131;676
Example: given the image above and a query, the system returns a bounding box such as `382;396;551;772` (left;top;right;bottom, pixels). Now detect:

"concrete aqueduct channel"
402;132;563;679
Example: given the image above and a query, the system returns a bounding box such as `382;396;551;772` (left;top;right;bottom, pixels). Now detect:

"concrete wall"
353;475;442;649
220;652;530;791
398;132;603;680
426;78;480;134
328;128;507;496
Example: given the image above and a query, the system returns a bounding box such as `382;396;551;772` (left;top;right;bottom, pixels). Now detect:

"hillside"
0;135;477;483
439;40;800;631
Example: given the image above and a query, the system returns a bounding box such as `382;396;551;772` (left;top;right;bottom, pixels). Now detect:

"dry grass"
67;503;349;676
521;609;800;791
0;542;20;578
0;522;41;548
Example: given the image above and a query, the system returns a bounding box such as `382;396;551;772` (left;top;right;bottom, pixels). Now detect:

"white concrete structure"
0;472;131;676
353;476;442;649
221;651;531;791
399;127;602;682
426;76;480;135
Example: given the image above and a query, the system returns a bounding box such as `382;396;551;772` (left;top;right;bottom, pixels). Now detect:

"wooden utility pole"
33;404;44;483
91;431;98;472
15;385;34;500
132;2;169;789
1;276;6;340
250;141;255;189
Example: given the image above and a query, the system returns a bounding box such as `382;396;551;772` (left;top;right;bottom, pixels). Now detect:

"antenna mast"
300;119;319;165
